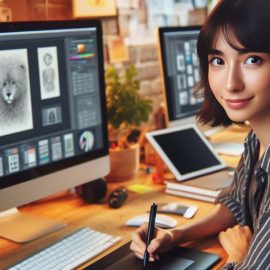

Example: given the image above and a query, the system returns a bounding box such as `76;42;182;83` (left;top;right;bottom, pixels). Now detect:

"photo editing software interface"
0;25;105;184
160;27;203;123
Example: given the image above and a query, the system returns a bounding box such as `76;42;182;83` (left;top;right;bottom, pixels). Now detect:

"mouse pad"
85;242;220;270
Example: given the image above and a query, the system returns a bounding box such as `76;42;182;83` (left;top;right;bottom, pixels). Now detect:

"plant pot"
106;144;140;181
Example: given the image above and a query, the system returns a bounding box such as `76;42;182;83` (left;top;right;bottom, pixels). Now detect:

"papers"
107;37;129;63
212;142;244;157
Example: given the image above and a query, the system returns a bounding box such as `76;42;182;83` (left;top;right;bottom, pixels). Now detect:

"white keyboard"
7;227;122;270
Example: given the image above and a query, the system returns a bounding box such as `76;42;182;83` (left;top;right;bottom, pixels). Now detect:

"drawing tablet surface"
86;242;220;270
146;124;226;181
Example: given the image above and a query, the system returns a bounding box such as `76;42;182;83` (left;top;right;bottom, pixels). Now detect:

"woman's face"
208;31;270;126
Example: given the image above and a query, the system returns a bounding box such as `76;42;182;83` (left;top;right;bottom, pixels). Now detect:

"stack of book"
165;170;233;203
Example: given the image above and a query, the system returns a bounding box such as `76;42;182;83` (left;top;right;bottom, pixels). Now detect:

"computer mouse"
108;186;128;208
125;214;177;229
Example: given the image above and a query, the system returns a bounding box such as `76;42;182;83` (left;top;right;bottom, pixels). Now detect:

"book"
165;188;219;203
165;170;233;203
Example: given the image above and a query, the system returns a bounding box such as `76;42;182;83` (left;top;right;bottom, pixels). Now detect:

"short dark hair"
195;0;270;127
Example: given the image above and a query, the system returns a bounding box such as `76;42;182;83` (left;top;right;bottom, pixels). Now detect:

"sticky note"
127;184;151;194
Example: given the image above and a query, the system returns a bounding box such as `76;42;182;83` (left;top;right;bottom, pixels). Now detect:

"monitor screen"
0;20;109;212
158;26;202;127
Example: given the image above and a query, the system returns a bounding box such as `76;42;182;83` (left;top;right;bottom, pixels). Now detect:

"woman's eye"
245;56;263;65
209;57;224;66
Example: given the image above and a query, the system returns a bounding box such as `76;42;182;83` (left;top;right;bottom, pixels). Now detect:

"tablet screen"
146;125;226;181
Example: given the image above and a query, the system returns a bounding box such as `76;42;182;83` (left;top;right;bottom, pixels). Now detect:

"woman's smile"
223;97;254;110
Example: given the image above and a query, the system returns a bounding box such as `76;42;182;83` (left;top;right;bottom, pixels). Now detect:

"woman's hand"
130;223;177;262
218;225;252;263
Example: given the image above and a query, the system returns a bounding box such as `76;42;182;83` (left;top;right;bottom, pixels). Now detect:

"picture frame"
73;0;117;18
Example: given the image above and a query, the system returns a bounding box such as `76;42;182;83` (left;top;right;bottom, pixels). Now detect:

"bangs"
204;18;261;55
203;1;270;54
220;22;263;53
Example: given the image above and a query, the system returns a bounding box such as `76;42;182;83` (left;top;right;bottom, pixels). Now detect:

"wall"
4;0;29;21
2;0;209;128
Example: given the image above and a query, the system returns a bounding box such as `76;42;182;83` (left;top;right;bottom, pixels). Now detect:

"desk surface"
0;126;249;270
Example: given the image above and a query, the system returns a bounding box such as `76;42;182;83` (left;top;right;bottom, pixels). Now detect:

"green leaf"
105;65;153;132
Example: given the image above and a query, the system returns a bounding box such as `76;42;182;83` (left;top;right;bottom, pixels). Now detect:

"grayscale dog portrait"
0;50;33;137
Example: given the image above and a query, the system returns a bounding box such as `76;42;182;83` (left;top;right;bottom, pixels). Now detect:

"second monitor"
158;25;244;156
158;25;202;128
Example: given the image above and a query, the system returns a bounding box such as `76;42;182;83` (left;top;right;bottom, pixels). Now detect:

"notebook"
85;241;220;270
165;169;233;203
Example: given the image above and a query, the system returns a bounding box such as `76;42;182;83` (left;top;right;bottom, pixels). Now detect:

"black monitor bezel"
0;19;108;189
158;25;201;123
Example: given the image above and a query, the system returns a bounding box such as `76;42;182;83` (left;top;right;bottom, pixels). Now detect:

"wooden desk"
0;126;248;270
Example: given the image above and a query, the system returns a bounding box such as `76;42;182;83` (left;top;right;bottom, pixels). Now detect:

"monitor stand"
0;208;66;243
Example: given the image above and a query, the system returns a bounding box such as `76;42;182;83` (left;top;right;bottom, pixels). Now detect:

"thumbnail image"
38;46;60;100
0;157;3;176
176;54;185;72
0;49;33;137
5;148;20;174
77;43;86;54
38;139;50;165
23;146;37;168
64;133;75;158
177;74;187;90
192;52;199;66
51;136;63;161
185;54;192;65
187;76;194;88
186;65;193;75
42;105;62;126
179;91;188;105
79;130;94;152
184;41;191;51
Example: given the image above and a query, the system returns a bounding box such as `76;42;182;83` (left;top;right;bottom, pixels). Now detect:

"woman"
130;0;270;269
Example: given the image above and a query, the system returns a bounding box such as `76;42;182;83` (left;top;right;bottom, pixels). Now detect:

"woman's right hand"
130;223;177;262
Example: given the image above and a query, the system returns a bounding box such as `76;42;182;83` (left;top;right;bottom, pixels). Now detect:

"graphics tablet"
86;241;220;270
146;124;226;181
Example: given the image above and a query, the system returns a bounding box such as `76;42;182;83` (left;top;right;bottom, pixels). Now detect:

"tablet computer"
146;124;226;181
87;241;220;270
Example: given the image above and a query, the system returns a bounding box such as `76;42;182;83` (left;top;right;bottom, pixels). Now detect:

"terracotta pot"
106;144;140;181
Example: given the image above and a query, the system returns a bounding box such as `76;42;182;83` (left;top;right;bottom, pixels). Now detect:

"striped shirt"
218;130;270;270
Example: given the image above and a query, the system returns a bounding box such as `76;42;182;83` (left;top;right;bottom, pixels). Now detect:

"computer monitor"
158;26;244;155
0;20;109;242
158;26;203;128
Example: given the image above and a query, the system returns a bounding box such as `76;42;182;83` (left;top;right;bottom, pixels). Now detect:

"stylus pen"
143;203;157;268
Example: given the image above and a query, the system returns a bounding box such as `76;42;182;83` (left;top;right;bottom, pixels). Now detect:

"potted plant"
105;64;152;181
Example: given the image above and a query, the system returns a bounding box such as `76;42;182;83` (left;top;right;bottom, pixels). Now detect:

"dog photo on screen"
0;49;33;137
